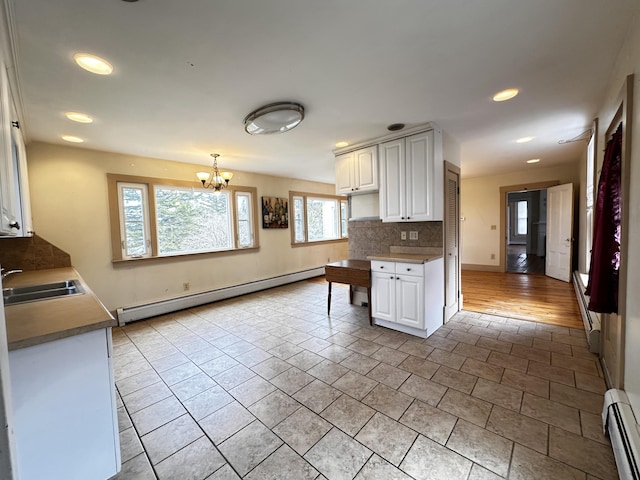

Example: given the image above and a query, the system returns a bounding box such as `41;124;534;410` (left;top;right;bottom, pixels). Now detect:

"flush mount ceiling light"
65;111;93;123
527;158;541;164
61;135;84;143
73;53;114;75
335;141;349;148
492;88;519;102
244;102;304;135
516;136;534;143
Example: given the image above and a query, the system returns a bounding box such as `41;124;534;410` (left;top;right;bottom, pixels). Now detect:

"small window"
117;183;151;259
235;191;254;248
290;191;348;245
516;200;528;235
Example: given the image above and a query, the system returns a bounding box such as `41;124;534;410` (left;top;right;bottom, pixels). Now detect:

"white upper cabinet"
379;129;443;222
0;61;32;236
335;145;378;195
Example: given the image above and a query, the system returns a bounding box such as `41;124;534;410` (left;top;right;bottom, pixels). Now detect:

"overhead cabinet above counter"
333;124;444;222
335;145;378;195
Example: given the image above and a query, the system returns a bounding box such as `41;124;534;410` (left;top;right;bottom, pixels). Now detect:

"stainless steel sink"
3;280;85;305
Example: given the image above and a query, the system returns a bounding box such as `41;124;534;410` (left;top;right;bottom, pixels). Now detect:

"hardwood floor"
506;244;545;275
461;270;583;328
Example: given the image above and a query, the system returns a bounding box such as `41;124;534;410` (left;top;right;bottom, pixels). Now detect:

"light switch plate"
401;231;407;240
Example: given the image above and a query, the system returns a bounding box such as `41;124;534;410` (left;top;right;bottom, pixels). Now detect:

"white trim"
116;267;325;325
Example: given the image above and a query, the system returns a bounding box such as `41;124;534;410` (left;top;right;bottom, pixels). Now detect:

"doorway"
505;190;547;275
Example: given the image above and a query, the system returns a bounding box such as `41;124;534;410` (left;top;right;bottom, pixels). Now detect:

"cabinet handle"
380;266;384;269
390;275;394;279
406;268;411;271
407;216;411;220
9;221;20;230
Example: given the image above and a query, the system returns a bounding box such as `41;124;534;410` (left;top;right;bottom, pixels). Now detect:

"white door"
396;274;424;329
371;272;395;322
546;183;574;282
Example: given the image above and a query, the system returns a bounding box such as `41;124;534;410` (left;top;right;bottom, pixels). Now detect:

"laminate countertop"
3;267;116;351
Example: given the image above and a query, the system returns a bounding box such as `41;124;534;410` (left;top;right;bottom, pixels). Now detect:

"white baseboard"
116;267;325;325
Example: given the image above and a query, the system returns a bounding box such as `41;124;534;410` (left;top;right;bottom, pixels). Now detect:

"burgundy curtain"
585;123;622;313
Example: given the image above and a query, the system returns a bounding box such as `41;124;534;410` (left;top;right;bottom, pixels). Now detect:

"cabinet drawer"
371;261;395;273
395;262;424;277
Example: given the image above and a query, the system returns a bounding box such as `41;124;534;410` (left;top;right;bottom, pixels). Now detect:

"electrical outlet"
490;254;495;260
409;231;418;240
401;231;407;240
183;282;190;291
490;225;497;230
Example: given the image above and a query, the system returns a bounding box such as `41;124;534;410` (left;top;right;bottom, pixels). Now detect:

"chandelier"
196;153;233;192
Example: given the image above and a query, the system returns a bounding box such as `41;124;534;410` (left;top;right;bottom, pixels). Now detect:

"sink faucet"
1;268;23;280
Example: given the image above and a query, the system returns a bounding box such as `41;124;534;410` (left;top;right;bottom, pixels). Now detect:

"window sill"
112;246;260;265
291;238;347;248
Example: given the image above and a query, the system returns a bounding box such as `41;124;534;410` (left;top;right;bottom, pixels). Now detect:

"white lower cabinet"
9;328;120;480
372;258;444;338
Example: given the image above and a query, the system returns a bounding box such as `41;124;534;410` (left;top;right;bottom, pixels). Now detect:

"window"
289;191;348;245
117;183;151;258
108;174;258;261
585;130;596;272
516;200;528;235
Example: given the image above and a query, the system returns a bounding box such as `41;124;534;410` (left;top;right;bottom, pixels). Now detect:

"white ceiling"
8;0;639;182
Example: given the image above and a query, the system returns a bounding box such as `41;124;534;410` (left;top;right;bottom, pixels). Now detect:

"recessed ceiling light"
65;112;93;123
73;53;114;75
527;158;540;164
493;88;519;102
335;141;349;148
516;136;534;143
61;135;84;143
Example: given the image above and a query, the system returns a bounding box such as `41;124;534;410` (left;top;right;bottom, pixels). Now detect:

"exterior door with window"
545;183;574;282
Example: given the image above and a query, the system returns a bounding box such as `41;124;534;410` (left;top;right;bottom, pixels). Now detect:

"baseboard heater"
572;270;601;354
603;389;640;479
116;267;325;325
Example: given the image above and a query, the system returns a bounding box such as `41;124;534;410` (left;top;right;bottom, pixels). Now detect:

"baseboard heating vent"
572;270;601;354
603;389;640;480
116;267;325;326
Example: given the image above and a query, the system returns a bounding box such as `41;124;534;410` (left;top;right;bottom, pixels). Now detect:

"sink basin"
3;280;85;305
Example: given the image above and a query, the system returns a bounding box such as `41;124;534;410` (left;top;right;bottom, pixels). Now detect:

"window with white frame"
109;174;257;261
290;191;348;245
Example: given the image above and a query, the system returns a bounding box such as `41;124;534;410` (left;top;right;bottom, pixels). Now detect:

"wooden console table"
325;259;372;325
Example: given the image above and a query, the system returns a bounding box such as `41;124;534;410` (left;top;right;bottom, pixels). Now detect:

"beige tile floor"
111;280;618;480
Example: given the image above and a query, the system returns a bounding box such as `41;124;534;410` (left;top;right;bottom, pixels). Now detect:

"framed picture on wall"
262;196;289;229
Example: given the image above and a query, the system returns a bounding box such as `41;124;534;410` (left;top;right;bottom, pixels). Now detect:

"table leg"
367;287;372;325
327;282;332;315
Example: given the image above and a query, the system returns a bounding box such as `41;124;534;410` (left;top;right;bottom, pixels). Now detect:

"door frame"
499;181;559;273
600;73;633;389
444;161;461;320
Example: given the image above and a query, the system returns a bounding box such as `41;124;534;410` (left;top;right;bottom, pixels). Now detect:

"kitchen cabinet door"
405;130;435;221
396;273;424;329
372;271;395;322
379;138;405;221
335;146;378;195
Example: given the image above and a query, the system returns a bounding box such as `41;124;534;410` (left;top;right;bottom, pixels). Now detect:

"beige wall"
460;163;580;268
597;10;640;413
25;142;348;312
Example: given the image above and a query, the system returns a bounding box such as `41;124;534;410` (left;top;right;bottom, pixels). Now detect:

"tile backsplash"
348;220;442;260
0;235;71;271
